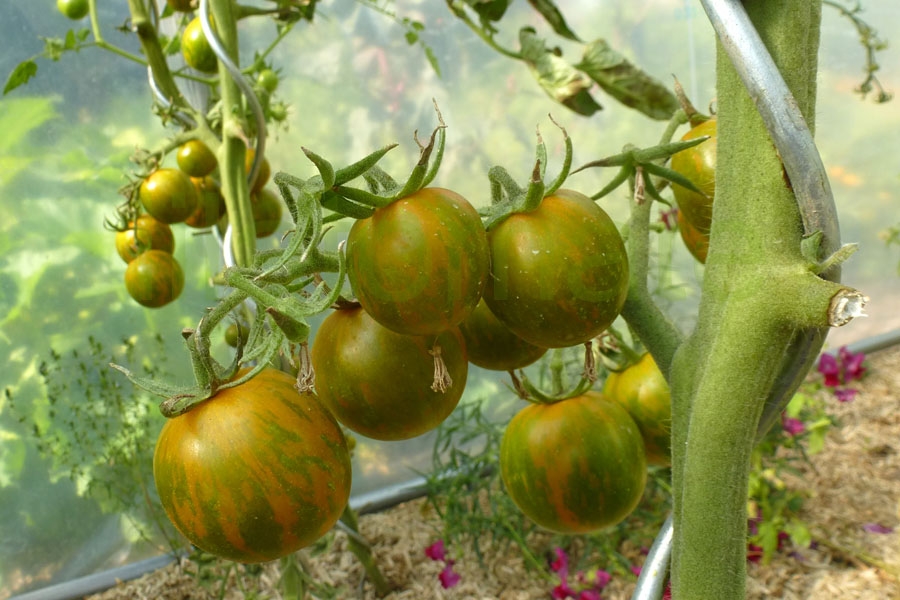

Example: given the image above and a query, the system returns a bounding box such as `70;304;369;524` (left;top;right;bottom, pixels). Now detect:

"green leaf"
519;28;602;116
64;30;78;50
41;37;66;61
576;39;679;120
527;0;581;41
3;60;38;95
463;0;513;22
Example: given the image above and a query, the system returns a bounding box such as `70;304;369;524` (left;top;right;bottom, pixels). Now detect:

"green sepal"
266;307;312;343
362;165;399;195
544;118;572;196
334;185;393;209
390;120;447;201
302;147;335;190
333;143;399;186
321;190;375;219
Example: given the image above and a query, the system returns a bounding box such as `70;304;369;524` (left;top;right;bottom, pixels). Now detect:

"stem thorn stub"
828;290;869;327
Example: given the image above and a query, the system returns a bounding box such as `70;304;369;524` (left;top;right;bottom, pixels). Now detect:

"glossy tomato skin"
670;118;716;235
124;250;184;308
167;0;194;12
140;168;199;224
182;17;217;73
500;391;647;533
347;188;490;336
245;148;271;194
153;368;352;563
603;353;672;466
177;140;217;178
251;188;283;237
184;176;225;229
58;0;89;19
311;306;467;441
458;299;547;371
115;215;175;263
484;189;629;348
676;209;709;264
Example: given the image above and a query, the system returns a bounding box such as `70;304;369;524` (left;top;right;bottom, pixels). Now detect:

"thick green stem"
126;0;185;106
670;2;830;598
211;0;256;266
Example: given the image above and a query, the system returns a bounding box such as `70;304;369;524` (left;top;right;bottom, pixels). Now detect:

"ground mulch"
86;344;900;600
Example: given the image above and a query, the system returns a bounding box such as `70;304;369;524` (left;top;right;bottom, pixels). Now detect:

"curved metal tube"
632;2;841;598
198;0;267;190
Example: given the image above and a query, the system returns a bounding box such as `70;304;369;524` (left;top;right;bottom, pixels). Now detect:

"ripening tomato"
251;188;283;237
484;189;629;349
245;148;271;194
670;118;716;235
58;0;89;19
677;209;709;264
140;168;199;224
458;299;547;371
347;188;490;336
182;17;217;74
184;176;225;229
124;250;184;308
257;69;279;94
311;305;467;441
177;139;217;178
153;368;352;563
115;215;175;263
603;353;672;466
223;323;249;348
500;391;647;533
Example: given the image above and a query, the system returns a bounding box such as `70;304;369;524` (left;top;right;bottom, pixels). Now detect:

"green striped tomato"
458;299;547;371
346;188;490;336
124;250;184;308
484;189;629;348
500;391;646;533
115;215;175;263
153;368;352;563
670;118;716;235
603;353;672;467
311;305;467;441
140;168;198;225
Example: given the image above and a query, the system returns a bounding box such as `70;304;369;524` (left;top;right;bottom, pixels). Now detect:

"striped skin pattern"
311;306;467;441
603;353;673;467
153;369;352;563
484;189;629;349
124;250;184;308
115;215;175;263
140;168;198;225
458;299;547;371
671;118;716;236
500;391;646;534
346;187;490;336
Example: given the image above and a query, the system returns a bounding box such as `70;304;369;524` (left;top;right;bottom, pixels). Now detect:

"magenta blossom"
839;346;866;381
577;590;602;600
818;353;841;387
550;547;569;577
782;416;805;436
630;564;642;577
424;540;446;562
863;523;894;534
834;388;858;403
551;582;575;599
438;563;461;588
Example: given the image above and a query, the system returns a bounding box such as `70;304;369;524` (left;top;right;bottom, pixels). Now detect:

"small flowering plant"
817;345;867;402
548;547;611;600
425;540;462;589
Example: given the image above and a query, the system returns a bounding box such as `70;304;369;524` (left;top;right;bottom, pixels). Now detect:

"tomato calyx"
480;116;573;230
508;342;597;406
299;103;448;220
595;327;645;373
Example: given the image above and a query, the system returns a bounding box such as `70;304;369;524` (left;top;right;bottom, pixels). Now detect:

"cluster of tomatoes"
114;143;282;308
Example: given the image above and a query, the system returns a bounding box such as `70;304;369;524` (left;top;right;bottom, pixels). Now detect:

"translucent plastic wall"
1;0;898;596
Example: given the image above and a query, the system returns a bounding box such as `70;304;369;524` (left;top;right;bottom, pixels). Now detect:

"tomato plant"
184;176;225;229
114;215;175;263
140;168;199;224
500;391;647;533
251;188;282;237
670;118;716;236
57;0;89;20
123;249;184;308
177;140;218;178
458;299;547;371
167;0;194;12
310;305;467;441
153;368;352;563
245;148;271;194
603;353;672;466
223;323;249;348
677;208;709;264
347;187;490;336
257;69;279;94
484;189;629;348
181;17;218;74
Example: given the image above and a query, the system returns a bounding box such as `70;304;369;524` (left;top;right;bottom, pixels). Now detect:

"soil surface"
86;345;900;600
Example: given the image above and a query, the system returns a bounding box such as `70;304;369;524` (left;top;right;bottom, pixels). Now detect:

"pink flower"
593;569;611;590
577;590;602;600
782;416;805;436
552;582;575;599
663;583;672;599
438;563;461;589
550;547;569;577
746;543;763;563
818;353;841;387
834;388;858;403
838;347;866;381
630;564;642;577
863;523;894;534
424;540;446;562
